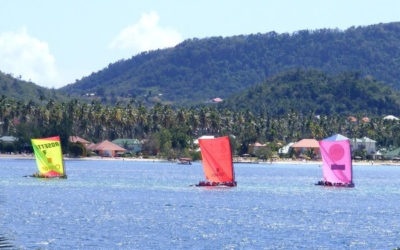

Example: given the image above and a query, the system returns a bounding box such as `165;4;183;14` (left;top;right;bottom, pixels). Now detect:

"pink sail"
318;140;353;186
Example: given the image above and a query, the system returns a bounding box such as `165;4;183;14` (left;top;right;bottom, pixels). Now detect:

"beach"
1;153;399;166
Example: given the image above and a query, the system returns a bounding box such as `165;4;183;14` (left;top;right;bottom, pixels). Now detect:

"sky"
0;0;399;89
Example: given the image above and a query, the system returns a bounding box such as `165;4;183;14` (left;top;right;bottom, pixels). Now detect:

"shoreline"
1;153;400;166
0;153;167;162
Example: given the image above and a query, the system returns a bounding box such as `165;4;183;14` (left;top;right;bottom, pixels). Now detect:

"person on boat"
30;172;43;178
316;180;333;186
197;180;237;187
30;171;66;178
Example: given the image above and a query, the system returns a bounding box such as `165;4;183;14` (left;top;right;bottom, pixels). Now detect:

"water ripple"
1;160;400;248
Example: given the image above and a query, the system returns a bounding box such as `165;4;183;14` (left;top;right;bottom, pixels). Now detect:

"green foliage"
4;22;400;110
1;94;400;158
68;142;87;157
220;69;400;116
0;71;67;103
0;141;16;153
253;146;272;160
4;22;400;157
190;151;202;161
60;22;400;106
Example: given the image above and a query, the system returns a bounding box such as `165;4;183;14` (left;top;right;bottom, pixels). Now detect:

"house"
249;142;267;155
361;117;370;123
0;136;18;153
0;136;18;143
347;116;357;122
278;142;294;155
211;97;223;103
69;136;91;148
291;139;320;159
383;115;399;121
112;138;142;153
350;137;376;155
324;134;349;141
194;135;215;145
90;140;127;157
382;147;400;160
291;139;319;149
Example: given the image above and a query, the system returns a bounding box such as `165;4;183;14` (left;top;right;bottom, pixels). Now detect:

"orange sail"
197;136;236;186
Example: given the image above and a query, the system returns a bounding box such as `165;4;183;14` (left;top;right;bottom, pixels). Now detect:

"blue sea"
1;158;400;249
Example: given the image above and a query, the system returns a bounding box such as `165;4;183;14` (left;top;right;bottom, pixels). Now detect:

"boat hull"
315;180;354;188
28;172;67;179
196;181;237;187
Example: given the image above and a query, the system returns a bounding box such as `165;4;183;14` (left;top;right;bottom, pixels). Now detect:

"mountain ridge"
58;21;400;106
2;21;400;112
219;69;400;116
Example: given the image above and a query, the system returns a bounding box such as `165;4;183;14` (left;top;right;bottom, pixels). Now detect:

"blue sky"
0;0;399;88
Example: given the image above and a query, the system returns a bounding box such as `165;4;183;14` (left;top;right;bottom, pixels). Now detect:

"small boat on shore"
178;157;192;165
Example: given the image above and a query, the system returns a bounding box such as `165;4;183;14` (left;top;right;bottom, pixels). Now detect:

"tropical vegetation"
2;22;400;160
1;89;400;160
59;22;400;106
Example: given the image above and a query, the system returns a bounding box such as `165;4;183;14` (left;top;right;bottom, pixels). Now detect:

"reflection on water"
0;236;13;249
0;191;13;249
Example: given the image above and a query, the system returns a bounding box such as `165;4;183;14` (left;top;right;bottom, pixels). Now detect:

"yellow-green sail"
31;136;65;178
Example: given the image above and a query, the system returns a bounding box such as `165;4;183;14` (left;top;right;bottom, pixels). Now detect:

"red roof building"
91;140;127;157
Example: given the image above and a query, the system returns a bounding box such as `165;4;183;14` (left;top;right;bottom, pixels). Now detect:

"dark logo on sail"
213;168;223;178
331;164;345;170
36;141;60;150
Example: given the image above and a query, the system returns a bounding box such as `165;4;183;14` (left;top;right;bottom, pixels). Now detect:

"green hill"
219;69;400;116
0;71;65;102
60;22;400;106
4;21;400;116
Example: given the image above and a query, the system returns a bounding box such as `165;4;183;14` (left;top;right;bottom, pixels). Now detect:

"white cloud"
109;11;183;54
0;28;61;88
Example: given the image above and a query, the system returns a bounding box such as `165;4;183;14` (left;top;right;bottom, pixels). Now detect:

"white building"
350;137;376;155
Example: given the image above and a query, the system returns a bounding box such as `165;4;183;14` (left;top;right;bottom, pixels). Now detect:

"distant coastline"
0;153;166;162
1;153;400;166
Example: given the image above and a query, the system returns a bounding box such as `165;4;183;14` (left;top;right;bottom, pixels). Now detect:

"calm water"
1;158;400;249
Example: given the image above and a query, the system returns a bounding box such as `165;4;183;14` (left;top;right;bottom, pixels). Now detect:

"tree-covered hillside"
219;69;400;116
60;22;400;106
2;93;400;159
0;71;66;102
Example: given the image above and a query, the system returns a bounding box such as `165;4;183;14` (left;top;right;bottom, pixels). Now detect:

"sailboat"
196;136;237;187
316;139;354;187
30;136;67;178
